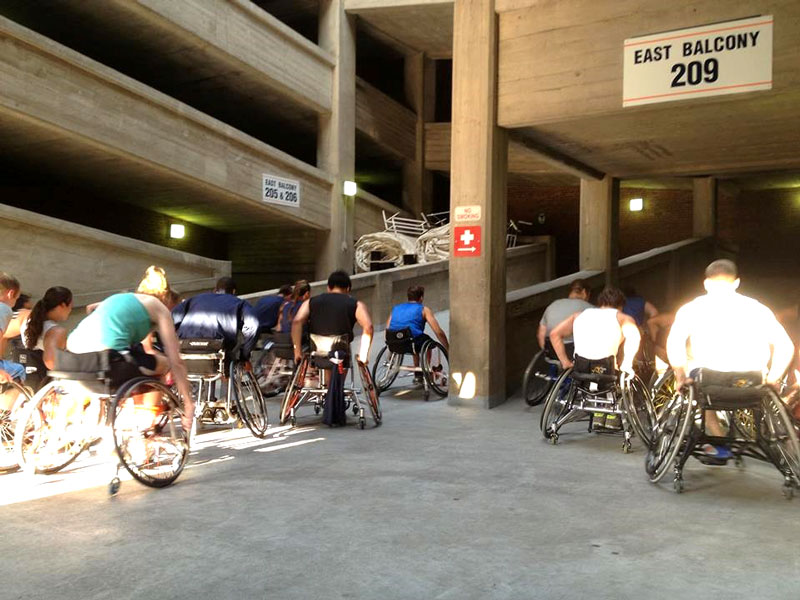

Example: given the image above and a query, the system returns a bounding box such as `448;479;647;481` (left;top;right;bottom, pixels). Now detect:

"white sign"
623;15;772;107
454;205;482;223
262;174;300;207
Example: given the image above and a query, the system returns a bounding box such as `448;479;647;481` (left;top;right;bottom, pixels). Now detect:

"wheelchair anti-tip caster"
109;477;121;496
622;441;632;454
423;390;430;402
783;479;795;500
314;404;321;415
358;417;366;430
352;404;359;416
735;456;744;469
673;477;684;494
548;433;559;445
290;415;297;427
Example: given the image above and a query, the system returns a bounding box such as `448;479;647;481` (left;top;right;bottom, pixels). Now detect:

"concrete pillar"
579;176;619;286
448;0;508;409
403;52;436;216
316;0;356;278
693;177;717;238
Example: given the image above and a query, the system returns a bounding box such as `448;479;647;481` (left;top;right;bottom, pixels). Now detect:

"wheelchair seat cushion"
572;355;617;385
694;369;764;407
385;328;415;354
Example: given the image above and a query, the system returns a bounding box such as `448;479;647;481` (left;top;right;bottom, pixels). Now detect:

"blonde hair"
136;266;170;302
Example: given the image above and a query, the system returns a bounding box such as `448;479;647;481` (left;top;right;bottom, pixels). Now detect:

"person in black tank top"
291;270;374;364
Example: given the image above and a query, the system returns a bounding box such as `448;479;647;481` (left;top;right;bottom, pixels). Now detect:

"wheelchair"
540;355;656;453
371;329;449;401
0;378;34;473
280;334;382;429
12;347;49;393
179;338;269;438
645;369;800;497
252;332;296;397
13;349;189;494
521;340;569;407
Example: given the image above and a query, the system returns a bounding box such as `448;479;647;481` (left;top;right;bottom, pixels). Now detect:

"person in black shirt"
291;270;373;364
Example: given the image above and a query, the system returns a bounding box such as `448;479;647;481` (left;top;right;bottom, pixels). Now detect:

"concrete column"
403;52;436;216
316;0;356;278
448;0;508;409
579;176;620;286
693;177;717;238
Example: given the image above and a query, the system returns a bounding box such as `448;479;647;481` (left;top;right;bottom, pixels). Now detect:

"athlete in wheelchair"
372;285;449;400
541;287;655;452
646;259;800;496
522;279;591;406
281;271;381;429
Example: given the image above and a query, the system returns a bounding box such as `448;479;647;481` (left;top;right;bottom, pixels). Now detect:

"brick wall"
508;184;693;275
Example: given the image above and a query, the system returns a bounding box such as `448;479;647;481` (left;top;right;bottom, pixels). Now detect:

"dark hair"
622;286;638;298
407;285;425;302
569;279;588;294
278;284;293;297
165;289;183;309
24;286;72;350
327;270;351;291
0;273;20;294
705;259;737;280
13;294;31;311
215;276;237;295
291;280;311;302
596;286;626;309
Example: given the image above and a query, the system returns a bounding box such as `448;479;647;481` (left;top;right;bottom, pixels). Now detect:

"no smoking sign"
453;225;481;257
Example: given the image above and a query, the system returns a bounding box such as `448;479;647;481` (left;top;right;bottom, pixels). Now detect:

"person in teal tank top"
70;293;152;351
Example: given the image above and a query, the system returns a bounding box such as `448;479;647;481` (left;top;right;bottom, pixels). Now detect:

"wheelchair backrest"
12;347;48;391
572;355;617;388
310;334;351;369
385;328;414;355
268;332;295;361
50;349;113;394
695;368;764;408
179;338;225;376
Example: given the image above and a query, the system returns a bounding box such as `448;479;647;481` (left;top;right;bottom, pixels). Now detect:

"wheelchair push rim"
0;381;32;473
421;341;449;397
359;360;382;426
231;362;269;438
371;346;401;394
759;388;800;482
111;377;189;488
280;358;308;425
645;390;693;483
522;350;555;407
621;374;657;448
540;368;580;440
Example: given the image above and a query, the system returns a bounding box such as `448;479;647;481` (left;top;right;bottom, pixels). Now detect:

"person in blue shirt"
276;280;311;334
172;277;260;359
387;285;449;379
254;284;292;334
622;286;659;328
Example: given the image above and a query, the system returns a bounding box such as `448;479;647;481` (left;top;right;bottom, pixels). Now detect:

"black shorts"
109;344;158;388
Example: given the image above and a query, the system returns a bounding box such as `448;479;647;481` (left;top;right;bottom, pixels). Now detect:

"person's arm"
355;301;374;364
666;306;691;386
549;314;577;369
5;309;29;340
423;306;448;351
151;303;194;429
85;302;101;314
618;313;641;375
42;326;68;370
537;322;547;350
292;299;311;363
644;301;659;321
242;306;260;357
385;315;391;329
767;316;795;384
275;303;285;333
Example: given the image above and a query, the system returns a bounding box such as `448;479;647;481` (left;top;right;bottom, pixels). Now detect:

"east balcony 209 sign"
623;15;773;107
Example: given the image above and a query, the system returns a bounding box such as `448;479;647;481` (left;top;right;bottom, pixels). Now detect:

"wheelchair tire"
645;389;693;483
358;361;382;426
13;381;93;475
522;351;553;407
255;348;288;398
0;381;32;473
231;362;269;438
111;377;189;489
421;341;449;398
621;374;656;447
372;346;401;395
759;388;800;481
280;358;308;425
540;368;573;440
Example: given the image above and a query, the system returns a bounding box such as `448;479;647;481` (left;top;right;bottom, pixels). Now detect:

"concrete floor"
2;381;800;600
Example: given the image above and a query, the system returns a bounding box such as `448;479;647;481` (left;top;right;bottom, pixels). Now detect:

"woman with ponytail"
21;287;73;369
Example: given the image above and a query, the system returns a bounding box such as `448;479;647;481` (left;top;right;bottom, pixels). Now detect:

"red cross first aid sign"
453;225;481;257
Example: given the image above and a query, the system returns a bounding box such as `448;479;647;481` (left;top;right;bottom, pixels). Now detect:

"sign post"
623;15;773;108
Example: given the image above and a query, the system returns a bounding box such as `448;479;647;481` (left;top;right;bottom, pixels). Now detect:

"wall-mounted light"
629;198;643;212
170;224;186;239
343;180;358;197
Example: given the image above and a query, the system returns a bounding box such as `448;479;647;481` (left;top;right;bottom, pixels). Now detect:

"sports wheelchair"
179;338;269;438
280;334;382;429
540;355;656;453
13;349;189;494
645;369;800;497
253;332;297;397
0;378;34;473
371;328;449;400
521;340;569;407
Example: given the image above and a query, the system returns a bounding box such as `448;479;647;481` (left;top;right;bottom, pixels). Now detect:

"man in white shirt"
666;259;794;459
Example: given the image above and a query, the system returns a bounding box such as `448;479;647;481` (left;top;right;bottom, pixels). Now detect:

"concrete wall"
243;241;552;327
505;237;714;395
0;204;230;307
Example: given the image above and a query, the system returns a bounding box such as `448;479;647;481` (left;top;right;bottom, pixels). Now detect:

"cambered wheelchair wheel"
621;374;656;447
645;390;693;483
111;377;189;488
256;348;288;398
421;341;449;397
14;381;97;475
231;362;269;438
280;358;308;425
358;361;382;426
758;388;800;481
522;351;554;407
540;368;574;441
0;381;32;473
650;369;675;418
372;346;401;394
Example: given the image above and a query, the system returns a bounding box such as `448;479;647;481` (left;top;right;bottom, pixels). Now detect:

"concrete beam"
0;16;332;230
580;175;620;286
403;52;436;215
355;77;416;160
693;177;717;238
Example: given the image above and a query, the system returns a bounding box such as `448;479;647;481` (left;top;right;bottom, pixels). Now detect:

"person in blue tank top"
276;280;311;334
622;286;659;327
387;285;449;377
